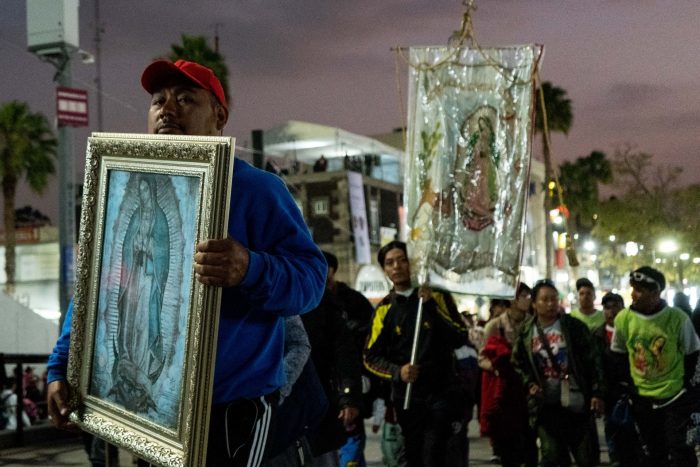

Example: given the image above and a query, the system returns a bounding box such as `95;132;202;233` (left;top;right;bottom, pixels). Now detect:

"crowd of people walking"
263;248;700;467
37;59;700;467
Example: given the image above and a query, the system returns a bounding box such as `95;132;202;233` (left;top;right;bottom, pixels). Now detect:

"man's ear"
215;104;229;131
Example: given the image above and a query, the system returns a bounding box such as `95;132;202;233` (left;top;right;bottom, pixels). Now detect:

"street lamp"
678;252;690;287
657;239;686;289
658;239;679;254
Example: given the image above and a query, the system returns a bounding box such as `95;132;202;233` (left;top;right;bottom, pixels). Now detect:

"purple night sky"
1;0;699;224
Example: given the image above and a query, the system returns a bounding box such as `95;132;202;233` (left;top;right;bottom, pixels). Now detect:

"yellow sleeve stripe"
432;291;465;330
366;303;391;349
364;303;394;380
365;361;393;380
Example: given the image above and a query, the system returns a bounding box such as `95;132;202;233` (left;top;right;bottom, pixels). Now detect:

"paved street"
0;418;612;466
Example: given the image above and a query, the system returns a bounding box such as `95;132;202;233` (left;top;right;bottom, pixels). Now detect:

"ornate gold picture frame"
67;133;234;467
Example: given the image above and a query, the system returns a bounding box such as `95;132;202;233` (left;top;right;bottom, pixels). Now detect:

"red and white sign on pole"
56;86;88;127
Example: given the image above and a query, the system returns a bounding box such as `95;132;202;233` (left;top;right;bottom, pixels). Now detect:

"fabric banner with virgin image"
404;45;542;297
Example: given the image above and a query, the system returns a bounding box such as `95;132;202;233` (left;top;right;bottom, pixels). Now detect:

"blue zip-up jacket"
47;158;326;404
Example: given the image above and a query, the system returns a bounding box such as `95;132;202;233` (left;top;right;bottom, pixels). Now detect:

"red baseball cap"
141;59;228;109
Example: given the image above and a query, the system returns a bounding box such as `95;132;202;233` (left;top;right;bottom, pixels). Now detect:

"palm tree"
0;101;57;293
168;35;230;106
558;150;612;233
534;82;573;278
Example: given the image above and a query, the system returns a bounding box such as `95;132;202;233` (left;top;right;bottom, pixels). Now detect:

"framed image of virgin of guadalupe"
66;133;234;467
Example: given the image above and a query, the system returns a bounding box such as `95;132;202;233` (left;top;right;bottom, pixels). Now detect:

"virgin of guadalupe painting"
112;177;169;411
453;106;500;232
90;170;199;430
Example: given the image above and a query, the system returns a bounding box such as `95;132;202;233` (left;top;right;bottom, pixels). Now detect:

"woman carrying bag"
513;280;606;467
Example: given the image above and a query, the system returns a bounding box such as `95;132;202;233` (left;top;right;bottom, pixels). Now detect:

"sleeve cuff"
240;249;263;288
46;370;66;385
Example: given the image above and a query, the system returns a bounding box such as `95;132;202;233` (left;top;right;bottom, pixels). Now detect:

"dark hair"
575;278;594;291
322;251;338;272
490;298;511;309
516;282;531;297
601;292;624;308
630;266;666;292
532;279;557;301
377;240;407;268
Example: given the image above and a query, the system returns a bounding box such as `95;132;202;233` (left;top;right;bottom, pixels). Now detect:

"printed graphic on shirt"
532;324;568;402
631;334;668;378
532;325;568;380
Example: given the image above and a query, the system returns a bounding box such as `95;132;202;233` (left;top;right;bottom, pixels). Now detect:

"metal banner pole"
403;296;424;410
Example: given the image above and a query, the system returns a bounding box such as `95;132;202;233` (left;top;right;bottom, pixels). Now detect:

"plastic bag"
381;422;405;467
560;377;585;413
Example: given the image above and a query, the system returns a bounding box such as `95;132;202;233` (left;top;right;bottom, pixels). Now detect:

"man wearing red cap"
46;60;327;467
611;266;700;467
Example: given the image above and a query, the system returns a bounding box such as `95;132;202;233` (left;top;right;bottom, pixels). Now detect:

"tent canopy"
263;120;404;164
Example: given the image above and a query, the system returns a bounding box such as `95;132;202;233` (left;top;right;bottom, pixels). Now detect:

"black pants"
632;390;697;467
396;396;465;467
206;394;278;467
492;425;538;467
603;397;644;467
536;406;595;467
137;394;278;467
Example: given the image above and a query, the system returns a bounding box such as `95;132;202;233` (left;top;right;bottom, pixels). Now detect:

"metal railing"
1;353;50;447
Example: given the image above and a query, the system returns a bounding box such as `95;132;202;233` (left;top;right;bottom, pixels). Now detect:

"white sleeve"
610;327;628;354
680;317;700;354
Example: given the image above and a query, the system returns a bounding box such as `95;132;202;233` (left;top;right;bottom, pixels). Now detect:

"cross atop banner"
56;86;88;127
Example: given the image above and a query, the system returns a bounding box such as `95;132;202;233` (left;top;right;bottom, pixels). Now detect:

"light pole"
27;0;80;325
658;239;681;289
678;252;690;288
27;49;78;325
55;54;76;322
625;241;639;269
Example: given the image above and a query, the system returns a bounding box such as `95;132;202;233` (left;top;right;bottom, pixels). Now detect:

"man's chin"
157;127;184;134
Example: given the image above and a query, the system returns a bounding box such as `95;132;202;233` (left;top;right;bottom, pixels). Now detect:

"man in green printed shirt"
611;266;700;467
570;278;605;331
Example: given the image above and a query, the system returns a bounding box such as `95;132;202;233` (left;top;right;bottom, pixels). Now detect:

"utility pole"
94;0;104;131
27;0;80;325
55;56;76;324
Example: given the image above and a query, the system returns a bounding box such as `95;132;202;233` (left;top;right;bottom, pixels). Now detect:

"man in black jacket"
322;251;376;467
364;241;470;467
302;278;363;464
